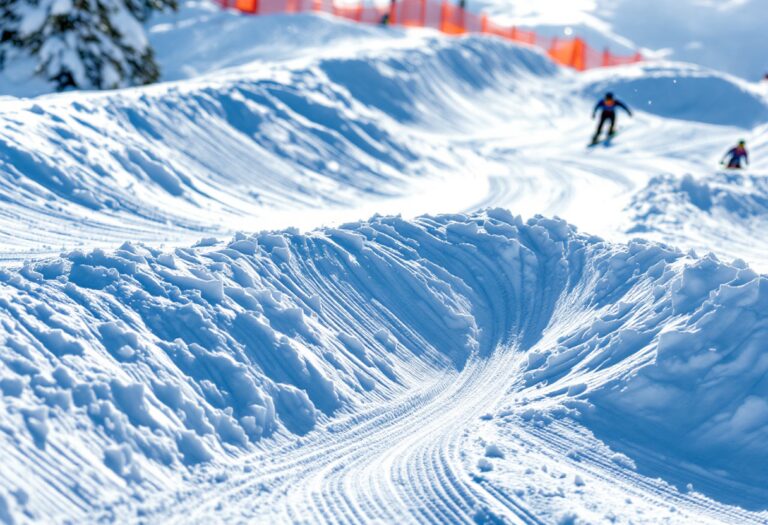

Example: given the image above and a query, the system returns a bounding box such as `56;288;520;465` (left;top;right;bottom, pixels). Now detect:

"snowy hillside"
473;0;768;81
1;1;768;524
3;211;768;523
2;8;767;265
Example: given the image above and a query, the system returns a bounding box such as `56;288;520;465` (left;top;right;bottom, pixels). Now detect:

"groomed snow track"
1;210;767;523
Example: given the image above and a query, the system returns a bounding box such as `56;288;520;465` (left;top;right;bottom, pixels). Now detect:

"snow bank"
475;0;768;81
632;172;768;223
2;209;767;519
581;63;768;128
0;20;557;257
515;235;768;506
582;256;768;504
0;210;574;519
627;170;768;271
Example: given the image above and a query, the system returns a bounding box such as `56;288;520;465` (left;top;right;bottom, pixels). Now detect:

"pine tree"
0;0;176;91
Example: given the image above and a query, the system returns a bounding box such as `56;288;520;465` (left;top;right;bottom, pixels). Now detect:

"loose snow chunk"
484;443;505;459
177;431;213;465
610;453;636;470
476;458;493;472
34;328;85;357
104;445;132;476
98;322;140;360
161;271;224;302
151;255;174;272
110;381;158;429
338;333;370;364
275;384;317;436
22;408;49;448
0;378;24;397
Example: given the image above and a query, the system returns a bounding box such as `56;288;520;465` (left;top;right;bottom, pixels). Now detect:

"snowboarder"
721;140;749;169
591;92;632;145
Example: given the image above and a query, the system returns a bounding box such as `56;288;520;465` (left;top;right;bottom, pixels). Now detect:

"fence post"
480;14;488;33
419;0;427;26
389;0;397;25
602;47;610;67
439;1;447;32
571;38;586;70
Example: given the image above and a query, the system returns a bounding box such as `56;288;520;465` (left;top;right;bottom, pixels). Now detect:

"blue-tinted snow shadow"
579;411;768;512
584;68;768;128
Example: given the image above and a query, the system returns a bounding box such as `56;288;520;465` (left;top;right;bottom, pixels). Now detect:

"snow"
1;1;768;523
1;211;767;522
474;0;768;81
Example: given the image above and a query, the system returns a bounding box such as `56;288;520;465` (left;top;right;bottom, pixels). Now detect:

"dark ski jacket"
593;98;632;118
724;146;749;167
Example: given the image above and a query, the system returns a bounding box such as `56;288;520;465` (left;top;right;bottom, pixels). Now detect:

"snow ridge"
0;31;556;259
1;209;766;522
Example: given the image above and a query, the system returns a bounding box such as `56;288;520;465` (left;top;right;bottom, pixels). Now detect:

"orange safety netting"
221;0;642;71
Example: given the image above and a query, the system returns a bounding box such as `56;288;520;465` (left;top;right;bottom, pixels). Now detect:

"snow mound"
0;27;557;258
584;254;768;506
633;171;768;223
627;170;768;270
582;63;768;127
474;0;768;81
149;4;404;81
1;209;767;520
515;239;768;507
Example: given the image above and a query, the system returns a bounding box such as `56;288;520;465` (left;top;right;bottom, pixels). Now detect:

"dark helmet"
605;92;614;100
738;139;746;146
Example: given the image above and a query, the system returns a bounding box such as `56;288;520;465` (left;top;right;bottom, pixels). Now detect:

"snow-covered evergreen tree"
0;0;176;90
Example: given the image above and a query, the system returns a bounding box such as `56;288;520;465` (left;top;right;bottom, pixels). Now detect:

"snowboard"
588;129;620;148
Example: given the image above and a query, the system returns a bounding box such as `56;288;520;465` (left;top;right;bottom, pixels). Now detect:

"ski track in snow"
131;353;766;525
2;8;768;525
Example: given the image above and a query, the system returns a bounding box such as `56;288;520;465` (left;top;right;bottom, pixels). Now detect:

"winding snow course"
2;7;768;525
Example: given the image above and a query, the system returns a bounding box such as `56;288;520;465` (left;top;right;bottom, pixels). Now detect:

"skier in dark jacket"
591;92;632;144
721;140;749;169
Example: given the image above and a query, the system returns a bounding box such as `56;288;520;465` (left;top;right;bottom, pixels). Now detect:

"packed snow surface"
3;211;768;523
1;2;768;524
473;0;768;81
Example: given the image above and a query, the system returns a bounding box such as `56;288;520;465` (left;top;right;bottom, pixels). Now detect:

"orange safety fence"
221;0;642;71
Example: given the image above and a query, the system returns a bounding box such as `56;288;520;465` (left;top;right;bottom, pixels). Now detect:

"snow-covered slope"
2;9;766;267
1;210;767;523
474;0;768;81
0;15;558;260
1;3;768;524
